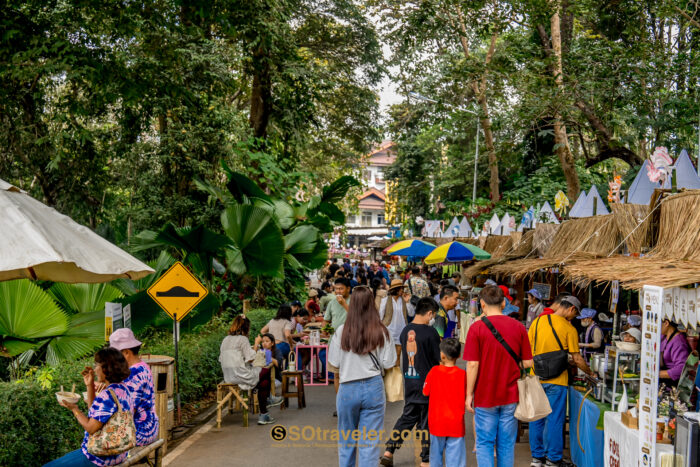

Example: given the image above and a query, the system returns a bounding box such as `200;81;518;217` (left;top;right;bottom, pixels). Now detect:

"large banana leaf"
0;280;68;357
48;283;124;314
222;203;285;278
45;311;104;365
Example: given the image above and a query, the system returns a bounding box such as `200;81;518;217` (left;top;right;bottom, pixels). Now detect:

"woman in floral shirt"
110;328;159;446
45;348;132;467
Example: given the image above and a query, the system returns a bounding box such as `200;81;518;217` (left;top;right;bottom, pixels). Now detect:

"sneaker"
545;460;573;467
267;396;283;408
333;410;337;417
530;458;545;467
257;413;275;425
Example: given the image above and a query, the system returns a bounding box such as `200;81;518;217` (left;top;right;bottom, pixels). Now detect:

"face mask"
581;320;591;327
429;317;436;326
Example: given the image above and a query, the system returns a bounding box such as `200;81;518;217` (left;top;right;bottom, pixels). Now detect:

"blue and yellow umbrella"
384;239;436;257
424;241;491;265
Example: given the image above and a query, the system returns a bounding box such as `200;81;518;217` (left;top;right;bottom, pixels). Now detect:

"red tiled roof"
366;141;397;167
358;187;386;201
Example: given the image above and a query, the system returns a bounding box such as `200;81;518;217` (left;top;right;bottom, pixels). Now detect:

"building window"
361;211;373;227
377;213;385;225
362;169;372;182
346;215;356;224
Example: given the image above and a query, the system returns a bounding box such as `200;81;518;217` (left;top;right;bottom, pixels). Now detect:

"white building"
345;141;396;247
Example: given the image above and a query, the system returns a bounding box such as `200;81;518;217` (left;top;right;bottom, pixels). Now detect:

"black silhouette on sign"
156;286;200;298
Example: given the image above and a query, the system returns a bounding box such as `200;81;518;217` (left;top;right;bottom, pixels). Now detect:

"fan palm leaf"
45;311;104;365
0;280;68;357
48;283;124;314
221;203;285;278
112;251;176;296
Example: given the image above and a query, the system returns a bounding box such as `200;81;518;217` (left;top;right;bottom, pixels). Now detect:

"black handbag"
532;315;570;380
407;279;420;307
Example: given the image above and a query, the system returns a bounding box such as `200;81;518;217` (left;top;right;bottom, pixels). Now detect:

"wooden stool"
281;370;306;409
216;382;252;428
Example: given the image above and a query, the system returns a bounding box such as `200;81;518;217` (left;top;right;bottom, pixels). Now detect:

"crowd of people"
45;329;158;467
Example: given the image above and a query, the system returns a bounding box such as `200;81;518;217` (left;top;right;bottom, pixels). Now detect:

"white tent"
625;161;659;205
538;201;560;224
424;220;443;238
488;213;501;235
0;179;154;283
569;185;609;217
568;191;587;217
444;217;460;237
674;150;700;189
500;213;514;235
457;217;474;237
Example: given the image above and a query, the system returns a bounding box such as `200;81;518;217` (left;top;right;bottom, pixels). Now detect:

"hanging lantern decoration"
647;146;673;185
554;190;570;216
607;174;624;203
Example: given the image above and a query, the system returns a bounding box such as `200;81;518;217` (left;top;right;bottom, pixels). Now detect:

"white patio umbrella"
0;179;154;283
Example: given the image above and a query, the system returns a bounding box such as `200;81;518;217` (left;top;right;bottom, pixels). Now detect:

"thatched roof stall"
482;235;513;255
532;223;560;256
563;190;700;290
490;215;621;278
610;203;651;254
462;230;536;279
430;237;479;246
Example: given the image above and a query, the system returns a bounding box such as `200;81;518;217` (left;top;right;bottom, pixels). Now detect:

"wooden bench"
115;438;165;466
216;365;276;428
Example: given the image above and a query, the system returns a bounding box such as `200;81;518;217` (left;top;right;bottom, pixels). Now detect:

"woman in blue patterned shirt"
44;348;133;467
110;328;159;446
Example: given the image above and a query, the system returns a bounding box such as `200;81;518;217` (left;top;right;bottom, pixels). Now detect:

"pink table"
295;344;329;386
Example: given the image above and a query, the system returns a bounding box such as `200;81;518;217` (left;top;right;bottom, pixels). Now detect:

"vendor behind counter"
577;308;605;360
659;319;691;386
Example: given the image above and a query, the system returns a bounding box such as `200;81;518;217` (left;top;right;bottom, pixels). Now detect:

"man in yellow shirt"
527;296;594;467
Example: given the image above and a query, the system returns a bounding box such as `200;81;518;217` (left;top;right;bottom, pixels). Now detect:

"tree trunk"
550;2;579;198
454;8;500;200
249;48;272;139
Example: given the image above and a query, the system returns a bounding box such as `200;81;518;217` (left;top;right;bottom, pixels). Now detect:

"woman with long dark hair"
328;286;396;467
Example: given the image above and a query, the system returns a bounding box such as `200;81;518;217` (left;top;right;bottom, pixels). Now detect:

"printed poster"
688;289;697;331
639;285;663;467
680;289;689;328
662;289;673;321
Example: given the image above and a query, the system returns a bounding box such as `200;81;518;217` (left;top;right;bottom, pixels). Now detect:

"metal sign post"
147;261;208;428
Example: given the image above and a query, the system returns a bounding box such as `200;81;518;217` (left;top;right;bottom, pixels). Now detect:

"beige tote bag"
383;366;404;403
514;373;552;422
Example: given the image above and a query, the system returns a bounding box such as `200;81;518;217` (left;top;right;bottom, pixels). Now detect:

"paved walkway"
165;374;537;466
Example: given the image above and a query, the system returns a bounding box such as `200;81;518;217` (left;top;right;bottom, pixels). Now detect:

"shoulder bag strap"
482;316;521;367
547;314;565;351
407;278;414;295
368;351;385;377
534;315;540;351
107;388;122;413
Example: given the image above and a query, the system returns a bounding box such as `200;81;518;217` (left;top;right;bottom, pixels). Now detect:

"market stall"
569;386;605;467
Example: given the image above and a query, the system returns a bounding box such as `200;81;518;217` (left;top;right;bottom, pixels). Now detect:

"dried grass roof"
562;190;700;289
544;215;621;258
610;203;650;254
563;256;700;290
533;223;560;257
483;235;513;256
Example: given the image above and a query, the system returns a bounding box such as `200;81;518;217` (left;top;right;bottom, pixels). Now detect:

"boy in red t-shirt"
422;338;466;467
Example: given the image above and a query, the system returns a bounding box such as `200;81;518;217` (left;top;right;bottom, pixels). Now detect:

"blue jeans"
429;435;466;467
43;449;95;467
474;403;518;467
529;383;568;462
277;341;290;369
336;375;385;467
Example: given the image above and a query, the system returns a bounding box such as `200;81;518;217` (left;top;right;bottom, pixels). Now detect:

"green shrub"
0;360;88;466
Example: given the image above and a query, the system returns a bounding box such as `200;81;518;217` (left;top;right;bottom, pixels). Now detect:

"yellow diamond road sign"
147;262;208;322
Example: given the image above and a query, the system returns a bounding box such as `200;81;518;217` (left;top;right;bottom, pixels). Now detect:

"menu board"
531;282;551;300
639;285;663;467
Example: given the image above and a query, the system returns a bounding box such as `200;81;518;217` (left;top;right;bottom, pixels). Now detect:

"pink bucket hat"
109;328;142;350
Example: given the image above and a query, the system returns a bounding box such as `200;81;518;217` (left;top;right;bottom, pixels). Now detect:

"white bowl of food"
56;391;81;405
615;341;641;352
